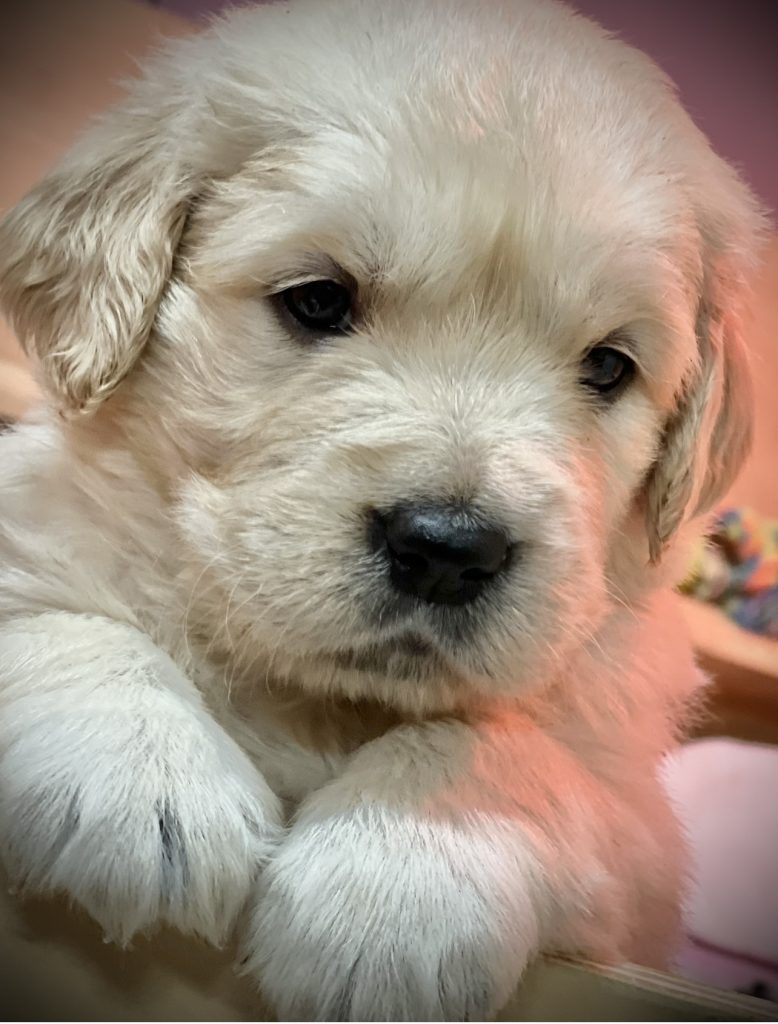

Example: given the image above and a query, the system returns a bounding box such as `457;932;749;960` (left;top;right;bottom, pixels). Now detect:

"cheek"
173;474;232;567
153;287;312;444
595;394;662;526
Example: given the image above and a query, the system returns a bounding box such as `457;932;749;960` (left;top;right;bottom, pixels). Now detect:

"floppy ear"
0;88;197;415
645;169;764;563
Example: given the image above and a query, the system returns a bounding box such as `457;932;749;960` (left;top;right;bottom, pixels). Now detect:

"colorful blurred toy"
681;508;778;638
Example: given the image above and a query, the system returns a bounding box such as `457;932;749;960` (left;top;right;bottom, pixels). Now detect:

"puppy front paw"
241;808;540;1021
0;687;282;945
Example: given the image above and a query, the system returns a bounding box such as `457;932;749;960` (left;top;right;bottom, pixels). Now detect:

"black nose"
371;505;512;606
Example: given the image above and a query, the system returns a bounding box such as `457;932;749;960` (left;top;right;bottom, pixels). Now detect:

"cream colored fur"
0;1;763;1019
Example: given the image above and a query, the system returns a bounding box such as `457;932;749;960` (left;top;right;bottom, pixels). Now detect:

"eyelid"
267;255;350;295
588;330;641;364
269;275;329;295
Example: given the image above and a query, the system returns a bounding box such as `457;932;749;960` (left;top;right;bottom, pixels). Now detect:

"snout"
369;504;513;606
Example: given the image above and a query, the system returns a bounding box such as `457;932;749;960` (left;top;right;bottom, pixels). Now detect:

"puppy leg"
0;613;282;945
243;714;680;1021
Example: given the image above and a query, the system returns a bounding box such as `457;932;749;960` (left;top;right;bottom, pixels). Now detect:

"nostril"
391;550;428;573
461;542;514;581
460;566;495;582
369;511;428;568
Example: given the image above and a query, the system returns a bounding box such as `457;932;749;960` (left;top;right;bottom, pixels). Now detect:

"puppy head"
0;0;763;712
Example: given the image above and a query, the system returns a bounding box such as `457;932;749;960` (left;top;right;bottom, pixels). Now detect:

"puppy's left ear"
645;166;766;562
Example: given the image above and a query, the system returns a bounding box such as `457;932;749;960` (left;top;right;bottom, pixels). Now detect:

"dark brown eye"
580;345;635;398
281;279;353;334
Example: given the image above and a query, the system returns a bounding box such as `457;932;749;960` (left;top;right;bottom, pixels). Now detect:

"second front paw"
241;807;541;1021
0;694;282;946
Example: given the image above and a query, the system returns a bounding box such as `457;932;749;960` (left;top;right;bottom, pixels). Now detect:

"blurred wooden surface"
684;596;778;745
2;882;775;1022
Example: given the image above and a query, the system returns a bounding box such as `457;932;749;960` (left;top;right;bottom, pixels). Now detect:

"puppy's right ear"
644;158;765;562
0;98;196;415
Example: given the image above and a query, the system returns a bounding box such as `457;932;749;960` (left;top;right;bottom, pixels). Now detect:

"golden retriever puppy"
0;0;762;1019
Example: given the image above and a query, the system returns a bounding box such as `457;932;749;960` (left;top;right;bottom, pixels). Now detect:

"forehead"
199;105;696;348
192;0;706;329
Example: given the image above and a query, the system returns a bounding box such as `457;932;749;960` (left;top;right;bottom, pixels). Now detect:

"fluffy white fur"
0;0;763;1019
